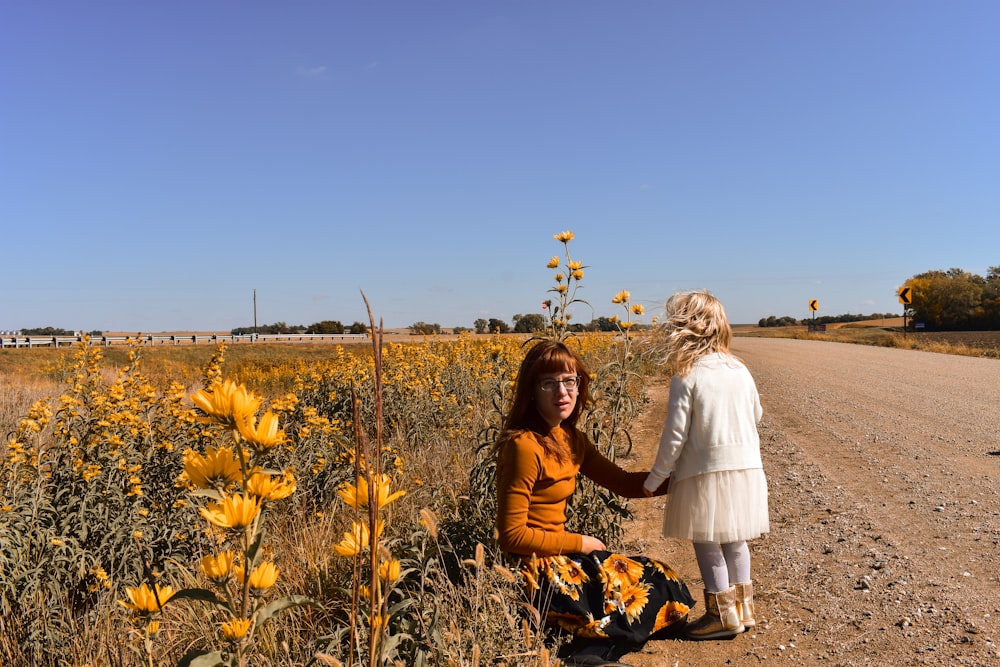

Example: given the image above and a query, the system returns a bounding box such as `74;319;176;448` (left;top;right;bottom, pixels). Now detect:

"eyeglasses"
537;376;581;392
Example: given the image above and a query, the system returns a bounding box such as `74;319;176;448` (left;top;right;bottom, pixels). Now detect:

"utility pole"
253;289;258;339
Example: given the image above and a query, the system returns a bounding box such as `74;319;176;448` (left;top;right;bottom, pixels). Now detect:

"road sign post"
898;286;912;335
807;299;820;332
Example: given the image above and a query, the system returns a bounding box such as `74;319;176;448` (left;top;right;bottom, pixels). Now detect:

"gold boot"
734;581;756;629
684;586;745;640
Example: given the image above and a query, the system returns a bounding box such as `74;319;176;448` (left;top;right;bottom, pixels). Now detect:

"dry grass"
735;319;1000;358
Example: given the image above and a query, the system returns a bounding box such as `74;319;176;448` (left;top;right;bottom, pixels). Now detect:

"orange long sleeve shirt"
495;425;652;556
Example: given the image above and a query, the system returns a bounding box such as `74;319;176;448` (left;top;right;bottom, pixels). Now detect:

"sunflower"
245;470;296;501
237;410;286;450
201;550;236;582
620;581;651;623
118;583;174;615
600;554;644;591
338;474;405;510
191;379;262;428
220;617;253;641
199;493;261;530
183;445;241;490
333;519;384;557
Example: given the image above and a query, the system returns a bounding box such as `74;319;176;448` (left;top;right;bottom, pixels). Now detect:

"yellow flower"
567;260;583;270
556;285;568;293
553;230;575;243
546;256;560;269
183;446;241;489
601;554;644;589
118;583;174;615
220;617;253;641
631;303;645;316
191;380;262;428
199;493;261;530
620;321;635;330
571;270;584;280
247;561;279;590
378;558;401;583
245;470;296;501
621;581;652;622
237;410;286;449
611;290;631;304
338;474;405;510
334;520;384;557
201;550;236;582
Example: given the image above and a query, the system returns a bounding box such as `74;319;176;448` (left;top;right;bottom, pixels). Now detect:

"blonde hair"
658;290;732;376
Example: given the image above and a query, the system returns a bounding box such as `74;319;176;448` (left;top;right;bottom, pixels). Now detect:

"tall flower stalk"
118;367;311;667
543;230;591;341
331;292;409;666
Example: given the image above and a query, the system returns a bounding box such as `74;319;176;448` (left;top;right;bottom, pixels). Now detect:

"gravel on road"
614;337;1000;666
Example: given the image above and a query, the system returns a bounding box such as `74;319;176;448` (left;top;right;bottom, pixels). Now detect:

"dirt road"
615;337;1000;666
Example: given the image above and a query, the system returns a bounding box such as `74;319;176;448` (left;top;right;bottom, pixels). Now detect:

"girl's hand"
642;487;654;497
580;535;606;554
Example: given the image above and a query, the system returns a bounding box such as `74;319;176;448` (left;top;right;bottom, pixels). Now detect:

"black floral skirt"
518;551;694;643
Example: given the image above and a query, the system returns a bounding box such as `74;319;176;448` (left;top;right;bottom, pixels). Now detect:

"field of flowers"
0;234;659;667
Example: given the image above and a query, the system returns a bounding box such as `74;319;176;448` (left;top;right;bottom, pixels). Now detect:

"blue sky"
2;1;997;332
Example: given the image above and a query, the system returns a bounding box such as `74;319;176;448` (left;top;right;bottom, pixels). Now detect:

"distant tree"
486;318;510;334
982;267;1000;328
348;321;368;335
908;268;987;330
306;320;345;334
587;317;618;332
474;318;488;334
409;322;441;335
757;316;798;328
22;327;74;336
231;321;306;335
512;313;547;334
452;326;470;334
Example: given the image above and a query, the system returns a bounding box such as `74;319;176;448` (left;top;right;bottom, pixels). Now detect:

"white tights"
693;540;750;593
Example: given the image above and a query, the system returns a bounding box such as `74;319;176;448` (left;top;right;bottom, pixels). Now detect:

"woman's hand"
579;535;607;554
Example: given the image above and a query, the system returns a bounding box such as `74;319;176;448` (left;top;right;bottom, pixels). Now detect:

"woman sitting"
495;340;694;666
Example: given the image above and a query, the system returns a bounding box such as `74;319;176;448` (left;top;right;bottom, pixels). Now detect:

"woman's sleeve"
643;373;692;493
496;437;583;556
578;434;655;498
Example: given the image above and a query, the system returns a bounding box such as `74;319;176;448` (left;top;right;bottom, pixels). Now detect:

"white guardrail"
0;333;370;349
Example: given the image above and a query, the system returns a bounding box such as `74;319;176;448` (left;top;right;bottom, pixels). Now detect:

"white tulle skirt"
663;468;770;543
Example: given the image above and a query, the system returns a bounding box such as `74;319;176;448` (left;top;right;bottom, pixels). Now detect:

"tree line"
907;266;1000;330
757;266;1000;331
231;320;369;335
758;313;898;328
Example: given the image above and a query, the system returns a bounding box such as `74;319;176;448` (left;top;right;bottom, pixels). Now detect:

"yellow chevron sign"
898;286;912;305
809;299;818;312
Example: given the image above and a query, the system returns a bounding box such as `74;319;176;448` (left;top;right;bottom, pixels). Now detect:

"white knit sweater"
643;352;763;492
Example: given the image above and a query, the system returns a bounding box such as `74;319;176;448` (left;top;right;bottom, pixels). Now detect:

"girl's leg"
693;541;729;593
722;541;756;628
721;540;750;584
688;542;744;639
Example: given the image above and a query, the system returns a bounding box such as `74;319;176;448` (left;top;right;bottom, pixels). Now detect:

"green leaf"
171;587;231;611
178;649;227;667
253;594;316;627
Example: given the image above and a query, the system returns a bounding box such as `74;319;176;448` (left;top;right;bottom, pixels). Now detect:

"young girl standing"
642;291;769;640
